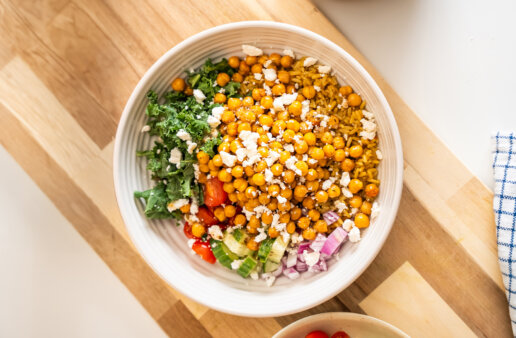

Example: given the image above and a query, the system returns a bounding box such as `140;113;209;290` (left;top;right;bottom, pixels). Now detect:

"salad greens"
134;58;240;219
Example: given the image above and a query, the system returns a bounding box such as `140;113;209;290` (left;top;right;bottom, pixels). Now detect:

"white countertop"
2;0;515;335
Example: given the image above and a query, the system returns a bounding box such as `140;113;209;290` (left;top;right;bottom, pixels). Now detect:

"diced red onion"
320;226;348;256
318;260;328;271
286;251;298;268
272;264;284;277
295;261;308;272
281;256;287;266
323;211;340;225
297;242;311;255
308;264;322;273
283;267;300;279
310;233;327;252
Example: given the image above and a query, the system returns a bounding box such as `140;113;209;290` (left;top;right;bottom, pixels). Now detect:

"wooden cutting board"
0;0;511;336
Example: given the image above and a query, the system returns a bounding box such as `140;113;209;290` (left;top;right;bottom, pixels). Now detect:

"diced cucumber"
257;238;274;263
264;260;280;273
237;256;257;278
210;239;238;269
267;236;289;264
233;228;243;242
223;231;252;257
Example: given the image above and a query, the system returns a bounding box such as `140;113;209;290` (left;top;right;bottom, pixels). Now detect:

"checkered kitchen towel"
493;131;516;334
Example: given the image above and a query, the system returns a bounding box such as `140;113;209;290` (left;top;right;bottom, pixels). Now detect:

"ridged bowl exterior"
114;21;403;317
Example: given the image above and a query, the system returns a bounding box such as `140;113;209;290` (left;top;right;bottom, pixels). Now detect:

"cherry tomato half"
203;177;227;207
306;330;329;338
192;240;216;264
183;222;195;239
196;207;218;226
331;331;350;338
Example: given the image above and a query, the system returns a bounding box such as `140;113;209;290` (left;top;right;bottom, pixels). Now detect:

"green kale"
134;183;171;219
199;135;222;158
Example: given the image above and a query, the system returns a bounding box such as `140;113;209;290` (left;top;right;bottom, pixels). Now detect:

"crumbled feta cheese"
283;49;295;58
277;195;287;204
264;274;276;287
211;106;224;119
207;115;220;128
303;251;320;267
187;238;196;249
264;168;273;182
340;172;350;187
193;164;200;180
167;199;189;212
322;179;333;191
235;148;246;162
255;231;267;243
265;150;281;166
308;158;318;165
335;201;348;213
186;141;197;154
250;271;259;280
313;85;321;92
168;148;182;165
273;92;298;110
263;84;272;96
141;125;151;132
263;68;277;82
242;44;263;56
208;225;224;240
193;89;206;103
349;226;361;243
343;219;354;232
177;129;191;141
254;73;263;80
220;151;237;167
301;100;310;119
285;156;301;175
263;60;272;68
284;144;294;153
371;202;380;220
341;187;353;198
303;57;317;67
230;259;243;270
359;118;377;140
318;65;331;74
189;198;199;221
376;150;383;160
362;110;375;120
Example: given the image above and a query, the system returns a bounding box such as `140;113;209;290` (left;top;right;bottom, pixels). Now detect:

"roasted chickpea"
232;73;243;83
302;86;316;99
260;96;274;109
298;217;311;229
355;213;370;228
272;83;286;96
314;220;328;233
288;101;302;116
228;56;240;68
341;158;355;172
349;145;363;158
216;73;230;87
171;78;186;92
365;184;380;197
277;70;290;83
349;179;364;194
347;93;362;107
280;55;293;68
302;227;316;240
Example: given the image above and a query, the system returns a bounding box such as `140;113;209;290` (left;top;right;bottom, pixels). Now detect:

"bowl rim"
113;20;404;317
272;312;410;338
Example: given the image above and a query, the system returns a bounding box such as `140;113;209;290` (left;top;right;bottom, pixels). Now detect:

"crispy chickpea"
184;86;193;96
286;84;296;94
314;220;328;233
339;85;352;96
249;63;262;74
241;110;256;123
212;154;223;167
237;192;248;203
252;88;265;101
247;215;260;229
294;185;308;199
213;206;228;222
268;227;279;238
270;163;283;176
328;185;341;198
228;192;238;202
280;188;292;200
286;222;296;234
334;149;346;161
328;116;339;128
306;169;318;181
295;140;309;154
349;195;363;209
257;193;270;205
298;217;311;229
226;123;238;136
296;94;306;102
245;55;257;66
244;186;257;199
299;121;312;133
320;132;333;144
347;93;362;107
308;209;320;221
333;137;345;149
283;170;296;183
323;169;330;179
227;98;241;111
244;166;255;177
355;213;370;228
237;122;252;133
171;78;186;92
234;214;247;226
223;182;235;194
306;180;320;192
290;207;302;221
315;190;329;203
269;53;281;66
361;201;372;215
231;165;244;178
260;96;274;109
199;164;210;173
280;55;293;68
349;179;364;194
261;212;273;224
258;114;274;127
277;110;289;121
272;120;287;135
242;96;254;107
286;119;300;132
302;197;315;210
255;160;267;173
179;204;190;213
238;61;250;75
302;86;316;99
268;184;280;197
196;151;210;164
230;140;242;153
341;158;355;172
208;159;217;171
191;223;205;238
267;200;278;211
252;173;266;186
210;169;219;177
232;73;243;83
216;73;230;87
309;147;325;160
303;132;316;146
272;83;286;96
349;145;363;158
323;144;335;158
234;178;248;193
245;199;259;210
246;239;259;251
288;101;302;116
228;56;240;68
281;129;294;143
277;70;290;84
302;227;316;240
279;151;291;164
214;93;227;104
295;161;309;176
218;170;232;183
365;184;380;198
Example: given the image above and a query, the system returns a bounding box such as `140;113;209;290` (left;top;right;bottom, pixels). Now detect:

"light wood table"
0;0;511;336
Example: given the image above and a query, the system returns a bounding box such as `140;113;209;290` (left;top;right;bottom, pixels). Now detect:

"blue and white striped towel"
493;131;516;334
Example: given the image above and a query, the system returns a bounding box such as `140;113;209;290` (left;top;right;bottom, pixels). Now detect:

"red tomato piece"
306;331;329;338
183;222;195;239
192;240;216;264
331;331;350;338
203;177;227;207
196;207;218;226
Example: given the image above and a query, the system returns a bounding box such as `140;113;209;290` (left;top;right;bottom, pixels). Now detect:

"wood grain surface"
0;0;510;336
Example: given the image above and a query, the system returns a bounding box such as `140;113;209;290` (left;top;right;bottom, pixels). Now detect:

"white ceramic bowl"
273;312;409;338
114;21;403;317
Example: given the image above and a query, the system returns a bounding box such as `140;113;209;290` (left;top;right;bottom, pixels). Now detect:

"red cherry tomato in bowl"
183;222;195;239
331;331;350;338
306;330;329;338
203;177;227;207
192;240;216;264
196;207;218;226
